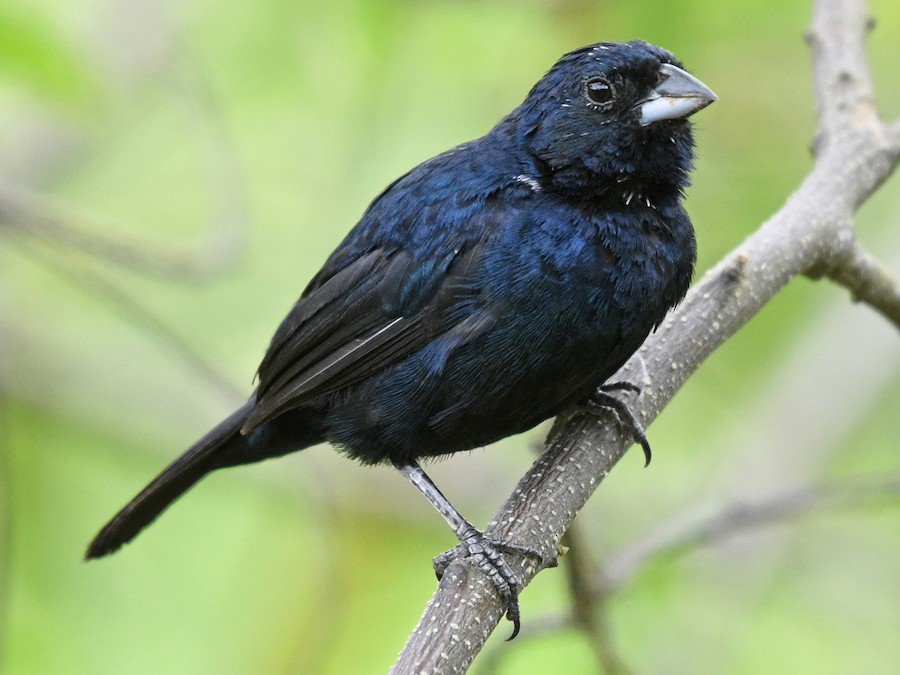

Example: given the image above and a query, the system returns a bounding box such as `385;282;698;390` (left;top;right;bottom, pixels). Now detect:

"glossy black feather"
88;39;712;558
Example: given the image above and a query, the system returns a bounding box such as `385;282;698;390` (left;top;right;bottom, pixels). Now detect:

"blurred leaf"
0;6;98;107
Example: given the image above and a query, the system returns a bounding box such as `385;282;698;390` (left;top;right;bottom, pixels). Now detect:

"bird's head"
517;40;716;195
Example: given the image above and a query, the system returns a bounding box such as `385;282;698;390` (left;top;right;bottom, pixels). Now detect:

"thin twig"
561;525;632;675
825;240;900;327
604;474;900;593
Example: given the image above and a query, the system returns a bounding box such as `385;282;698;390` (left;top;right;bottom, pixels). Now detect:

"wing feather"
242;240;490;433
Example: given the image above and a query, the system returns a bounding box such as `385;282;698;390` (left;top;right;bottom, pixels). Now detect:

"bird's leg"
396;460;541;639
579;382;652;467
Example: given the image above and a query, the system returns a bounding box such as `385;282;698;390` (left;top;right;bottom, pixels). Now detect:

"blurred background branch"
604;473;900;592
0;7;248;281
482;474;900;672
6;233;245;403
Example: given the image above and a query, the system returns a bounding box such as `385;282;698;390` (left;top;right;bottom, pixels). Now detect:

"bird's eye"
584;77;614;106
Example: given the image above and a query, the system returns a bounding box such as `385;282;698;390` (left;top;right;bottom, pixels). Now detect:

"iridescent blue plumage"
87;39;715;630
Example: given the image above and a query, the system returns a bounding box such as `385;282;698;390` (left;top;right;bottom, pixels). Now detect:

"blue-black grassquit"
87;40;715;634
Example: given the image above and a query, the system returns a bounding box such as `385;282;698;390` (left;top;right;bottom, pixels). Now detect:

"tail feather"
85;402;253;559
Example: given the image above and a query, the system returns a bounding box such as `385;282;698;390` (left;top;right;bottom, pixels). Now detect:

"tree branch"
824;239;900;326
479;473;900;671
604;474;900;593
560;524;633;675
391;0;899;670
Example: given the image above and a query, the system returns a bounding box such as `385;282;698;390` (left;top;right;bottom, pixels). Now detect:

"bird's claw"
579;382;652;466
433;528;543;640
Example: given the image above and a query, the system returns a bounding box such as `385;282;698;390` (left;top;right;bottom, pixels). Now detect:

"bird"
86;39;716;637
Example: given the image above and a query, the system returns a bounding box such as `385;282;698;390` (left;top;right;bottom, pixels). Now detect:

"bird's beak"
637;63;717;126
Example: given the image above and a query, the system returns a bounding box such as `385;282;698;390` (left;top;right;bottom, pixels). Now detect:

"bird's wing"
242;238;492;433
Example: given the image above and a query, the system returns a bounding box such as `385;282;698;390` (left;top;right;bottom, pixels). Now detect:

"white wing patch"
515;174;542;192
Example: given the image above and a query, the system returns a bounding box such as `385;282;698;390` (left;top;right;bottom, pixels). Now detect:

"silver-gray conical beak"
638;63;717;126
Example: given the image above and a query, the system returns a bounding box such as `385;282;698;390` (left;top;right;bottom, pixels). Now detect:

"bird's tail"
86;401;260;559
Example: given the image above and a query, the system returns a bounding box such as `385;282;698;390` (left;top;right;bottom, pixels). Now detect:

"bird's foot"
433;526;543;640
579;382;652;467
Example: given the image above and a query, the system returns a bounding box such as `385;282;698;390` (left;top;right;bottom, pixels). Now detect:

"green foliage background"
1;0;898;673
